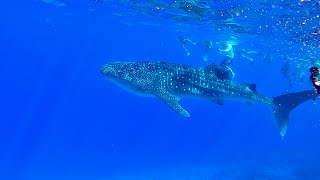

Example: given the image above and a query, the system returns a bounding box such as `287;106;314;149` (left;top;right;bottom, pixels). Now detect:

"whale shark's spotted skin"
101;61;317;137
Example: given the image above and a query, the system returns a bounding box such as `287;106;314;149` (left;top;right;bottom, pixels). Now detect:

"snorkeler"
177;36;214;61
177;36;196;56
310;66;320;96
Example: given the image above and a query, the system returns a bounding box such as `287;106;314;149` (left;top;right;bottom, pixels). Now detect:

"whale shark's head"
101;61;160;96
100;62;131;80
100;62;152;93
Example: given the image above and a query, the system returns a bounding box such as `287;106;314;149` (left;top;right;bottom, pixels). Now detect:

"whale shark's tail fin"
272;90;317;137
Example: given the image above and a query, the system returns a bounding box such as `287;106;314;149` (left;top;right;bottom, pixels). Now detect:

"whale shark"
101;61;317;137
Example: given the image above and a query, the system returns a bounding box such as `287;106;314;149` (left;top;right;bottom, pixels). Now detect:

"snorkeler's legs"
239;49;259;64
240;53;254;64
177;36;196;45
182;44;190;56
185;39;196;45
177;36;196;56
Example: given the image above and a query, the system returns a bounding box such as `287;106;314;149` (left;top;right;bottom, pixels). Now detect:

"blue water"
1;0;320;179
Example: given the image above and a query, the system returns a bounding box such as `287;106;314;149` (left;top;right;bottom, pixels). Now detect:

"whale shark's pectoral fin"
156;90;190;117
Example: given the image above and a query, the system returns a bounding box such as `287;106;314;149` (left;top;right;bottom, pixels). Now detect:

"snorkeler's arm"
185;39;196;45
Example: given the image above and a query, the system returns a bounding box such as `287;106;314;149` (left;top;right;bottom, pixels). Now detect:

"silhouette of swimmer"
177;36;213;61
310;66;320;96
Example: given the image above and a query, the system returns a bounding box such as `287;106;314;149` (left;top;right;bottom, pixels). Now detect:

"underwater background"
1;0;320;179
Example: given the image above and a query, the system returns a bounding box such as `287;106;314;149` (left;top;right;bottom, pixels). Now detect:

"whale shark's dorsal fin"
155;90;190;117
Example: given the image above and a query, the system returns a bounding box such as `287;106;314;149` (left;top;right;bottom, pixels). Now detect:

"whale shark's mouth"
100;64;120;79
100;62;133;78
